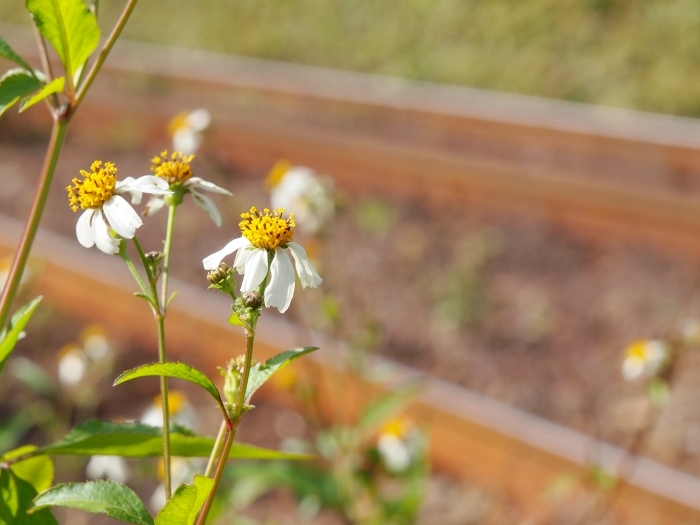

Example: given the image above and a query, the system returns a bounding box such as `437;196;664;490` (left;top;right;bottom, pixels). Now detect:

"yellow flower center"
151;150;194;185
240;207;295;251
66;160;117;211
625;341;648;362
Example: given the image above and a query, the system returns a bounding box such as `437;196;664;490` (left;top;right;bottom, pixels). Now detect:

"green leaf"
2;445;54;493
31;480;153;525
25;420;313;460
20;76;64;111
0;468;57;525
25;0;100;78
0;35;34;72
357;382;421;433
154;475;214;525
114;362;224;412
0;68;42;117
0;296;42;377
228;312;244;326
244;347;318;403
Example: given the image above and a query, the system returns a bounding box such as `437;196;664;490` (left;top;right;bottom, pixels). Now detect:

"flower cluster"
621;339;668;381
203;207;322;313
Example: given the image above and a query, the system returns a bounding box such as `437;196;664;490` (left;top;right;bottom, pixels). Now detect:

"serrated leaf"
0;68;42;117
357;382;421;433
0;468;57;525
2;445;54;493
25;420;313;460
0;296;42;377
26;0;100;78
244;347;318;403
0;35;34;72
20;76;64;111
31;480;153;525
154;475;214;525
114;362;224;412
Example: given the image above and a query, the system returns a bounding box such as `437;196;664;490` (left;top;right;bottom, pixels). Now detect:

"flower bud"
207;262;229;285
145;251;163;265
242;291;263;309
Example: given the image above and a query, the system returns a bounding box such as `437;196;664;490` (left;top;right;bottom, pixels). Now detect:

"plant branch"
74;0;139;110
0;118;68;329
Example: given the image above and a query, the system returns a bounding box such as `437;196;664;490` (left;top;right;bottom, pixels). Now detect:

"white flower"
67;161;171;254
144;150;231;226
268;161;334;235
377;419;420;474
140;390;198;430
202;207;322;313
57;344;87;387
86;455;130;483
169;109;211;155
622;340;668;381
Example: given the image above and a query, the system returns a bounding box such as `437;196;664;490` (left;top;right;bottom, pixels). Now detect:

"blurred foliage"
4;0;700;115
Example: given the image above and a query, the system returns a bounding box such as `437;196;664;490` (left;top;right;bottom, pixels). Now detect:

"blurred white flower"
140;390;198;430
377;419;420;474
622;340;668;381
144;150;231;226
169;109;211;155
202;207;322;313
57;344;87;387
86;455;130;483
67;161;171;254
267;160;334;235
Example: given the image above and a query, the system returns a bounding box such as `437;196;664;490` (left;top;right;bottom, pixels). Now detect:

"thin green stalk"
119;241;149;298
160;204;177;312
134;227;175;501
204;422;227;478
0;118;68;329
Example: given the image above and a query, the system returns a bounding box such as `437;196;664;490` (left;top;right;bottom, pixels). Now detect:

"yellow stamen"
265;159;292;189
167;111;189;137
381;419;412;439
152;390;188;415
151;150;194;185
239;206;295;251
66;161;117;212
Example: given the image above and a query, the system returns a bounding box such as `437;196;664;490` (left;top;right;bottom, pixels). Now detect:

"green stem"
0;118;68;330
196;327;257;525
160;204;177;312
120;240;149;298
74;0;139;109
204;422;227;478
157;312;172;500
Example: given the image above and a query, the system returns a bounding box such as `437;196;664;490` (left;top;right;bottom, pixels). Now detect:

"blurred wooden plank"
1;215;700;523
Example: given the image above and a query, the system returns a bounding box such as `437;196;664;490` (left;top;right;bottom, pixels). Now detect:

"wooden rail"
4;23;700;256
1;216;700;524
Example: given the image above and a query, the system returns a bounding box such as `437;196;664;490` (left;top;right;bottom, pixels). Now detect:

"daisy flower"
267;160;335;235
202;207;322;313
144;150;231;226
67;161;171;254
168;108;211;155
621;339;668;381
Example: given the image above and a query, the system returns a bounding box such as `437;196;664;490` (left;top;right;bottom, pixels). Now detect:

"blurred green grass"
3;0;700;116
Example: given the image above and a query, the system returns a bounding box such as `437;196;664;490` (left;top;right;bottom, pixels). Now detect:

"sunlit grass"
3;0;700;116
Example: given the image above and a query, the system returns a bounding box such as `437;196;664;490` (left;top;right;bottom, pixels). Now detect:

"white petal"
144;196;166;217
287;242;322;288
241;248;269;292
117;175;171;204
186;108;211;130
173;130;201;156
190;189;222;226
92;212;120;254
187;177;232;195
233;245;253;274
76;209;96;248
202;237;250;270
265;249;295;313
103;196;142;239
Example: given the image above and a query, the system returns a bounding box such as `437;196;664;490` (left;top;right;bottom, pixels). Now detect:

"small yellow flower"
239;207;295;251
67;161;118;211
150;150;194;185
